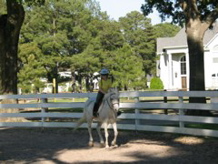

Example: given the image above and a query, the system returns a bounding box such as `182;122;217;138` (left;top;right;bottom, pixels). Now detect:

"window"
180;56;186;75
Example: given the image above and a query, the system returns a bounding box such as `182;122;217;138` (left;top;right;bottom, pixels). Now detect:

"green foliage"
108;44;145;90
141;0;218;26
119;11;156;76
153;23;180;38
0;0;6;14
98;21;124;51
20;0;103;88
17;0;181;92
150;77;164;90
18;42;46;93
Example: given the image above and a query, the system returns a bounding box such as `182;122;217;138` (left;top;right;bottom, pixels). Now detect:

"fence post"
164;89;168;114
41;95;48;125
179;96;184;128
134;97;140;131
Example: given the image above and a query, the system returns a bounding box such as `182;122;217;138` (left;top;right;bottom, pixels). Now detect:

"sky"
97;0;162;25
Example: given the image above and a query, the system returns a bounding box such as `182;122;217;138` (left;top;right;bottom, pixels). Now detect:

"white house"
157;22;218;91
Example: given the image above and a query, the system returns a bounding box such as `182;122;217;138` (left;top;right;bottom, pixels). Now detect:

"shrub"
150;77;164;90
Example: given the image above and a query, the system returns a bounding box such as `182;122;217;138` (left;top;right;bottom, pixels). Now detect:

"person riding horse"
93;68;121;117
74;87;120;148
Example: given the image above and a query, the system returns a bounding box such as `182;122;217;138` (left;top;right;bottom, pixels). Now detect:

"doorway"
180;56;187;90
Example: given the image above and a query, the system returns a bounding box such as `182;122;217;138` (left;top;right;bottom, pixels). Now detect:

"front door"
180;56;187;90
181;76;187;90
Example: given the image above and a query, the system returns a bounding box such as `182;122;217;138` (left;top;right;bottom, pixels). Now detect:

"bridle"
106;92;119;111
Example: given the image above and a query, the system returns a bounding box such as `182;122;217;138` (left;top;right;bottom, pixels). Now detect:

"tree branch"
179;0;187;11
205;8;218;25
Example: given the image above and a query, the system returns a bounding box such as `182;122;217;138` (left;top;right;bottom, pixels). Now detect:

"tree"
98;21;124;51
0;0;47;95
70;18;146;91
109;44;145;90
119;11;156;78
18;42;46;93
88;18;146;90
70;48;101;92
153;23;180;38
141;0;218;115
0;0;24;94
70;19;126;91
0;0;36;121
20;0;103;93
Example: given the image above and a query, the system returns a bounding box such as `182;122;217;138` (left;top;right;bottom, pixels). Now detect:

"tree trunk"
186;20;212;116
0;0;25;95
0;1;25;121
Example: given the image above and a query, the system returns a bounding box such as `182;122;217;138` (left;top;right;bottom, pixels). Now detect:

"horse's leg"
111;123;118;147
103;123;110;148
87;121;94;147
96;122;104;147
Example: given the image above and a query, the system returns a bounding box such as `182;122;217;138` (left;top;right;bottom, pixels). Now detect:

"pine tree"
119;11;156;77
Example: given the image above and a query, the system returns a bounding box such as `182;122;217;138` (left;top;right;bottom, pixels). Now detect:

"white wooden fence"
1;91;218;137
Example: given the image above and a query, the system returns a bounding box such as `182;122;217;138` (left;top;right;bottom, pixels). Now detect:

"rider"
93;68;121;117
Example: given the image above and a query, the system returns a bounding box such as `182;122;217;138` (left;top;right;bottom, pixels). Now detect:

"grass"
185;123;218;130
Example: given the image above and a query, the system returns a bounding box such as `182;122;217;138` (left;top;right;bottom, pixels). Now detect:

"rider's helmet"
100;68;110;75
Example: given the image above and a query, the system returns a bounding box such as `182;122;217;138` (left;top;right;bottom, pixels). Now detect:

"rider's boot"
93;103;99;117
93;112;98;117
117;110;122;116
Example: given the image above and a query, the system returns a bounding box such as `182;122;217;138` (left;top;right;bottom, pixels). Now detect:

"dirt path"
0;128;218;164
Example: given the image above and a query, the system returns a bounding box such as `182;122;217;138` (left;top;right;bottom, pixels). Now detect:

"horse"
74;88;120;148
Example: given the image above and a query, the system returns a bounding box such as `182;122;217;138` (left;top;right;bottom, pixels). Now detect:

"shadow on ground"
0;128;218;163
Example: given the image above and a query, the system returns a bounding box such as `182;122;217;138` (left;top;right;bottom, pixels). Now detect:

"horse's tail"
73;116;86;131
73;99;94;131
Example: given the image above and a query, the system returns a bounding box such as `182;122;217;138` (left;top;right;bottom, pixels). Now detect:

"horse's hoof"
100;143;105;148
111;141;117;146
111;144;118;148
105;145;110;149
88;141;94;147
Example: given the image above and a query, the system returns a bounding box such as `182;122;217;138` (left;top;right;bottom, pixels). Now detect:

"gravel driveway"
0;127;218;164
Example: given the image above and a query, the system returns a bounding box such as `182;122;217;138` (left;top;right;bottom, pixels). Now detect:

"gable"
157;22;218;54
205;33;218;51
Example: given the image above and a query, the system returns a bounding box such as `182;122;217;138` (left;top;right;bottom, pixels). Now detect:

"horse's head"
108;87;119;111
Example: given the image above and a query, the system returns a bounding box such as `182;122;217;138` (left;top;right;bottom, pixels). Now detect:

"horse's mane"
102;88;118;102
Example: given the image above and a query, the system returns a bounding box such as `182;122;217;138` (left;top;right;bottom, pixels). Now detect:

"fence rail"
1;91;218;137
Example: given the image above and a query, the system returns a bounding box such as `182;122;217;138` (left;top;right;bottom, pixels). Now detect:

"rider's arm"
99;79;106;94
99;88;106;94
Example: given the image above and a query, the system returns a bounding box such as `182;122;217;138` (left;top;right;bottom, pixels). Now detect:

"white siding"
159;53;169;89
205;34;218;90
159;35;218;91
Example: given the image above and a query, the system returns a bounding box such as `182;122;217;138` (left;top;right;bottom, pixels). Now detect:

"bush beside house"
150;77;164;90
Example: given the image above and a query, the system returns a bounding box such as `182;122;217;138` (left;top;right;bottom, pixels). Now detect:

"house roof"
156;22;218;54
